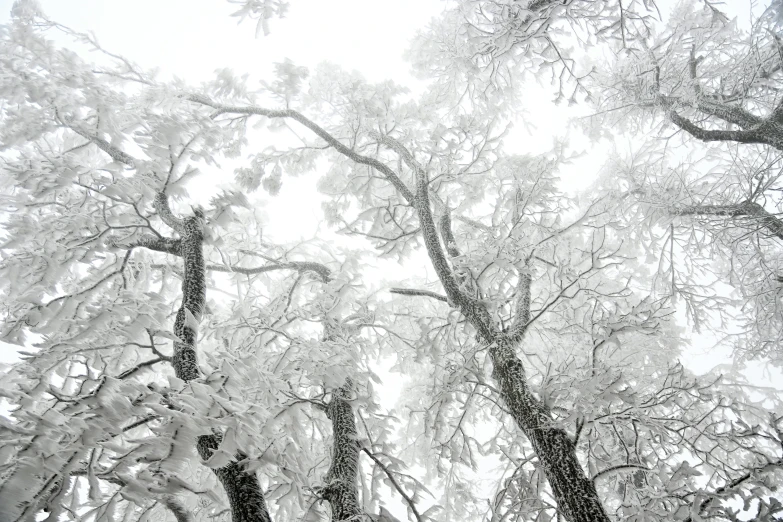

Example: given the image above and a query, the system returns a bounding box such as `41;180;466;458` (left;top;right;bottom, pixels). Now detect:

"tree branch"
674;200;783;240
115;235;182;256
591;463;648;483
683;458;783;522
67;128;137;167
668;110;783;150
361;448;424;522
153;192;186;235
184;95;416;203
389;288;448;302
207;260;331;282
505;271;532;341
116;357;168;380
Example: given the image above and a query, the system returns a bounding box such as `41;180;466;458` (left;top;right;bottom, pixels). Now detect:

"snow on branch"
153;192;187;235
389;288;448;303
183;95;416;203
674;200;783;241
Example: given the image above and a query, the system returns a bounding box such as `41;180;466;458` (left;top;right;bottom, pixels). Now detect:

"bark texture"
160;194;273;522
674;200;783;240
321;382;362;521
490;340;608;522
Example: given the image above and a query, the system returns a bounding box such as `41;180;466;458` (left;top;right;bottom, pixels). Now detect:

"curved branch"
162;496;192;522
153;192;186;235
184;95;416;203
207;260;331;282
668;110;783;150
591;463;648;483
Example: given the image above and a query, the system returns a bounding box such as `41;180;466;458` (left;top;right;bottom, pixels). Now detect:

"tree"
1;1;782;522
586;0;783;364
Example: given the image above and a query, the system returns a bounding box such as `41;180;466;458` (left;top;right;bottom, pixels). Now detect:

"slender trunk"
173;207;273;522
414;189;610;522
490;340;609;522
321;382;362;521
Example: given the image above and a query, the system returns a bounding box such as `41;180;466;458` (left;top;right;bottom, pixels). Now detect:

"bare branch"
116;358;168;380
591;464;648;483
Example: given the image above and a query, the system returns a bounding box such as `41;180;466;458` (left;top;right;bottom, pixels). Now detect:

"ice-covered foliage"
0;1;782;522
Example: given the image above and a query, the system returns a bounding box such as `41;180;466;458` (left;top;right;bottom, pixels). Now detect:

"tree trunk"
171;204;273;522
413;187;611;522
490;340;609;522
321;381;362;521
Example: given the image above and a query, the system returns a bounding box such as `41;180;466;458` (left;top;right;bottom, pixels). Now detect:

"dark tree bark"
155;193;273;522
674;200;783;241
489;340;609;522
320;381;362;521
652;59;783;151
418;178;609;522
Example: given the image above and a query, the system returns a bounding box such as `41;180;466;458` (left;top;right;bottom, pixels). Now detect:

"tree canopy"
0;1;782;522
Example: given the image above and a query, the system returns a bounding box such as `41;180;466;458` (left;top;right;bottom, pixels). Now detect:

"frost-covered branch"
389;288;448;303
56;112;138;167
116;357;169;379
153;192;187;235
361;448;424;522
207;260;331;282
184;95;416;203
674;200;783;240
668;110;783;151
682;458;783;522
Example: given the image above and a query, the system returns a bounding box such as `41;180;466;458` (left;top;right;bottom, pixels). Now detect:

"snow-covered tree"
0;2;782;522
586;0;783;364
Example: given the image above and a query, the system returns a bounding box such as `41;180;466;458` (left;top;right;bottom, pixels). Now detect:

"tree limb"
683;458;783;522
389;288;448;302
668;110;783;150
591;463;648;483
115;235;182;256
116;357;168;380
361;448;424;522
674;200;783;240
63;123;138;167
207;260;331;282
153;192;186;235
184;95;416;203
